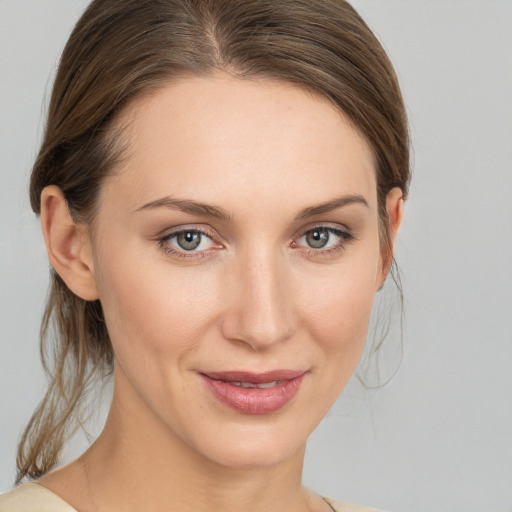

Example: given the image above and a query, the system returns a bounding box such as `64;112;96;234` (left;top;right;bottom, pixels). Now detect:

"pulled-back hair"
18;0;410;482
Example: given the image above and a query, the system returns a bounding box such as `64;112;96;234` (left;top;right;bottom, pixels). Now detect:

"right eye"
172;230;212;251
158;228;220;258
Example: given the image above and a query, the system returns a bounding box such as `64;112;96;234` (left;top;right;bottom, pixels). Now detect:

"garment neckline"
322;496;337;511
24;482;78;511
25;482;340;512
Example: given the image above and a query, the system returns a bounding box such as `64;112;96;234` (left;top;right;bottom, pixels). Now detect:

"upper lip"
201;370;307;383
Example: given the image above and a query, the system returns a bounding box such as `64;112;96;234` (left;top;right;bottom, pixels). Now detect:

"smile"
200;370;307;415
227;381;282;388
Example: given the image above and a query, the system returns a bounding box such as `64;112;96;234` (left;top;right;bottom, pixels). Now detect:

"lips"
200;370;307;415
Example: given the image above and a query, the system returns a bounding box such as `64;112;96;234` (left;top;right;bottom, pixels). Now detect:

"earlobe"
40;185;99;301
377;187;404;287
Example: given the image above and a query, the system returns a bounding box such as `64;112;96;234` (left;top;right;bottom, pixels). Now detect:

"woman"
0;0;409;511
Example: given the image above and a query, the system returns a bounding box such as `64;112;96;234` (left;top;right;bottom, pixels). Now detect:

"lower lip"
201;373;306;415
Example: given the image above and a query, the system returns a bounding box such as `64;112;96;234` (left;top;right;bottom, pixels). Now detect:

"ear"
40;185;99;301
377;187;404;288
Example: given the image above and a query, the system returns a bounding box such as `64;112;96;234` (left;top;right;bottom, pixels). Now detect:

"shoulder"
324;496;387;512
0;483;78;512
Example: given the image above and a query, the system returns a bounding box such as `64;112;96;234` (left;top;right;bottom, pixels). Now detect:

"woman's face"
88;75;392;468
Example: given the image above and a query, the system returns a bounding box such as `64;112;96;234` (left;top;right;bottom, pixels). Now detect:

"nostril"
220;302;295;351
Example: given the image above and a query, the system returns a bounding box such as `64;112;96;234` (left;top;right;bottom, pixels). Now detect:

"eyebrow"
295;194;369;220
136;197;231;221
136;194;368;221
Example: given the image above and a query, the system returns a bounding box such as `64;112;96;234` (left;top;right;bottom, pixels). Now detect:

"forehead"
105;74;377;213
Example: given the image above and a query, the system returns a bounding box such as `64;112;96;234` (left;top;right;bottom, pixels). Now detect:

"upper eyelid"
294;222;352;239
294;226;352;245
159;223;349;236
159;225;217;240
157;227;219;257
157;223;353;248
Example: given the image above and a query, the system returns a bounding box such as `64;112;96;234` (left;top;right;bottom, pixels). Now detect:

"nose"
220;248;296;351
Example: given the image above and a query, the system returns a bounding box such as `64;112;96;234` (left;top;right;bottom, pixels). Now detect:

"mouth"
223;381;283;389
200;370;307;415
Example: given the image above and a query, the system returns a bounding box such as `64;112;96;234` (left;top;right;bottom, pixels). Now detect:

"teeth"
225;380;280;389
257;381;279;388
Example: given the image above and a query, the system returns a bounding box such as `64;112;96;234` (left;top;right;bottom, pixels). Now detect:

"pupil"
306;229;329;249
177;231;201;250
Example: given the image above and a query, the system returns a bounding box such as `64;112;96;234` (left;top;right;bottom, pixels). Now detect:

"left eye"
166;230;215;252
296;227;346;250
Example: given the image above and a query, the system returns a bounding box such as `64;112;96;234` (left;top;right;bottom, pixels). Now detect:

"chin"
201;438;304;470
181;416;313;470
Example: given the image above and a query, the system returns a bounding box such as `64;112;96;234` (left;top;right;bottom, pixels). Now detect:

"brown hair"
18;0;410;482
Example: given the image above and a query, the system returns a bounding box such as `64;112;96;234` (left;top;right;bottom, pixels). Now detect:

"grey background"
1;1;511;511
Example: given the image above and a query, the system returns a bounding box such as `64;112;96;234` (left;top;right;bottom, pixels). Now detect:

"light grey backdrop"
1;1;511;511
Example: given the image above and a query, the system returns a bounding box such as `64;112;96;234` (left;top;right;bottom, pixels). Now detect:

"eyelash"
294;226;355;258
156;227;219;260
156;225;355;260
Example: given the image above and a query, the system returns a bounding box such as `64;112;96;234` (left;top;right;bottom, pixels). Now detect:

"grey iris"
177;231;202;251
306;228;330;248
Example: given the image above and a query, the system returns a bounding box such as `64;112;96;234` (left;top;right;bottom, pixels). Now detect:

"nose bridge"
221;244;295;350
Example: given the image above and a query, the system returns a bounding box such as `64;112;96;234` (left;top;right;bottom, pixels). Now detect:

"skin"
38;74;403;512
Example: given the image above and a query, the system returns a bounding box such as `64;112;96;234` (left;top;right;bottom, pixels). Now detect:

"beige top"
0;483;383;512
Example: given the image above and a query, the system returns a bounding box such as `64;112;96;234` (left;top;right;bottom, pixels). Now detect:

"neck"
80;377;315;512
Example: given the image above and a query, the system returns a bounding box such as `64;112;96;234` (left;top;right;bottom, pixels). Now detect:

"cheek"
297;258;378;360
289;256;379;421
94;249;218;365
